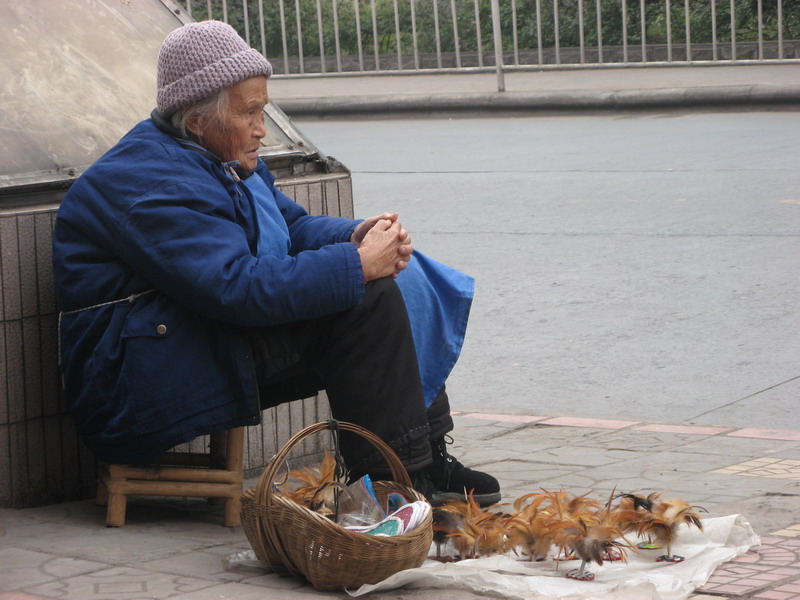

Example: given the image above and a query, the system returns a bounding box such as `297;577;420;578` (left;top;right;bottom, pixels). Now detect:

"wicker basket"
241;421;433;591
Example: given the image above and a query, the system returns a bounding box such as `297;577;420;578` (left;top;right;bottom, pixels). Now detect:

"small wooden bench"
96;427;245;527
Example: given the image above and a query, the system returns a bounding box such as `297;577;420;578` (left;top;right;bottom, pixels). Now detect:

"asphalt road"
294;110;800;431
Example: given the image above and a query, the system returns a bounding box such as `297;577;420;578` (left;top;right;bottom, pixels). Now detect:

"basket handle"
255;420;414;506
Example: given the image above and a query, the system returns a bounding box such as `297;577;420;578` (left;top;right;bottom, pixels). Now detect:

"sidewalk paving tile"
705;535;800;599
166;582;328;599
24;567;218;600
461;412;546;423
668;435;800;458
753;588;800;600
697;541;800;597
728;429;800;442
137;547;257;584
633;423;734;435
587;428;724;453
539;416;641;429
0;548;107;591
772;525;800;538
713;458;800;480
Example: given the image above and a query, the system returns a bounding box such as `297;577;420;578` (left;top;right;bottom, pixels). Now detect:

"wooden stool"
96;427;245;527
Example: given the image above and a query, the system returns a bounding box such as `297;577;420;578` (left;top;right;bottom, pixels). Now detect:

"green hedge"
184;0;798;59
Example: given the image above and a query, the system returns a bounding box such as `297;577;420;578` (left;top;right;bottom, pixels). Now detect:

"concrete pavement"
270;63;800;117
293;110;800;433
1;411;799;600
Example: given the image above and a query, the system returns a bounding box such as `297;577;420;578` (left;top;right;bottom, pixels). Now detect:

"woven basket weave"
241;421;433;591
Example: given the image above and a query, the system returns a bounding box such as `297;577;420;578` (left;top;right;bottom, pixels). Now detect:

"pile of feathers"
433;488;705;580
271;451;343;518
265;452;705;581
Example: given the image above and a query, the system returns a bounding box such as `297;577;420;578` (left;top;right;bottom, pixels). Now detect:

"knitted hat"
156;20;273;117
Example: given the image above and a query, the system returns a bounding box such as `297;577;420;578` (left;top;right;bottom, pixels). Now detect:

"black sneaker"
413;436;501;506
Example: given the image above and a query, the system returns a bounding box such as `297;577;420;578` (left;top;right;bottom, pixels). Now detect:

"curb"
453;411;800;441
277;84;800;117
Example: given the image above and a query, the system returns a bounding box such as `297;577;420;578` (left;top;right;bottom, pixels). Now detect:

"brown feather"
277;451;340;508
636;497;704;557
440;492;507;558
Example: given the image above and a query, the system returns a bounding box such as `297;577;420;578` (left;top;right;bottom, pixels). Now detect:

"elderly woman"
53;20;499;506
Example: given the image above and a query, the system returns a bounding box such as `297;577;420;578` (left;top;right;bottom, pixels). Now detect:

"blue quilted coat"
53;117;364;463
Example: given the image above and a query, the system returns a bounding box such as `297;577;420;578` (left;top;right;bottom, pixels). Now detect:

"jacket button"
156;324;167;335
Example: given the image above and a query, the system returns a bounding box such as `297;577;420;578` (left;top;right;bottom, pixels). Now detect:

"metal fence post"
490;0;505;91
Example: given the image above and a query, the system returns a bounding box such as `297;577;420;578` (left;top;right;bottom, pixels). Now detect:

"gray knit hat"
156;20;273;117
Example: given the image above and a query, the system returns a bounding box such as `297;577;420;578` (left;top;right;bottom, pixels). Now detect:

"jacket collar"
150;108;257;180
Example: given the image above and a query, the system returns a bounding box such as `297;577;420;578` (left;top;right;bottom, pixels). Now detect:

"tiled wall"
0;169;354;508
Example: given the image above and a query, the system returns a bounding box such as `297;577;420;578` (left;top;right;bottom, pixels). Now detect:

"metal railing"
177;0;799;85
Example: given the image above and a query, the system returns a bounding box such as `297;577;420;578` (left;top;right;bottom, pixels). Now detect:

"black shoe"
412;436;501;506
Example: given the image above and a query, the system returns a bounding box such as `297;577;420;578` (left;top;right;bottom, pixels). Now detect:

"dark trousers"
247;277;454;475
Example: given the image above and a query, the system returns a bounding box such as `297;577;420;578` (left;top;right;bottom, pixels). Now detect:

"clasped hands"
350;212;413;282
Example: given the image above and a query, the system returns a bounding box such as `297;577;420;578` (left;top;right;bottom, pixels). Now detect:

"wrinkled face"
191;76;269;172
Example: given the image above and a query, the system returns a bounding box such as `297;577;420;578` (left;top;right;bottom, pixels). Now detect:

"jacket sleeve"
260;166;362;253
116;175;365;328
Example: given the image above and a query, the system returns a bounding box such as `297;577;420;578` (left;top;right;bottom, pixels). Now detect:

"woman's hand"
354;214;413;281
350;212;397;246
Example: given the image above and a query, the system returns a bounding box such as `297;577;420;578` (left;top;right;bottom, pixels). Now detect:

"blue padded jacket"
53;117;364;463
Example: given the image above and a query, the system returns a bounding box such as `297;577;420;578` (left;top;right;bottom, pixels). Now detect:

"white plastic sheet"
349;514;759;599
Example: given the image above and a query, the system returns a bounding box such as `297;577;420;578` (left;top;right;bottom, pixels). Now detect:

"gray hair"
169;87;230;140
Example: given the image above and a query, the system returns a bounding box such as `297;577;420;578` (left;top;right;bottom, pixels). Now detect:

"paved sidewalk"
270;63;800;117
1;412;799;600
